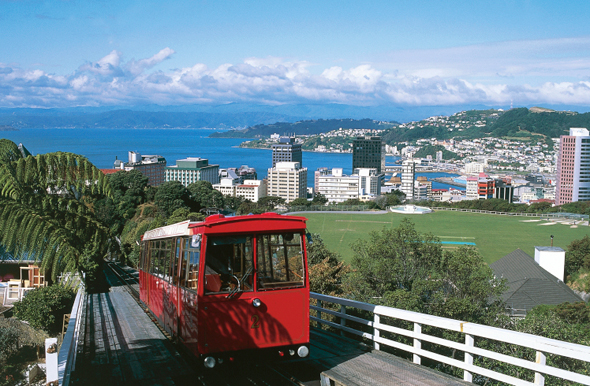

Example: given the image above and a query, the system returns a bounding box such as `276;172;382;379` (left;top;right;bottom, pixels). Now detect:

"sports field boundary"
429;207;589;224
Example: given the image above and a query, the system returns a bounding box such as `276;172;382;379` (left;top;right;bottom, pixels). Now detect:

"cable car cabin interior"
138;214;310;368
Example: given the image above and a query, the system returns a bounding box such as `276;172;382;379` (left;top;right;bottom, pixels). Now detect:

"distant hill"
0;125;17;131
486;107;587;138
209;118;398;138
381;107;590;145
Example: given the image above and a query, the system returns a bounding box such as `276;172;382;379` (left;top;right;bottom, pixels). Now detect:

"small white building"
534;246;566;282
213;179;267;203
212;178;238;197
236;180;267;203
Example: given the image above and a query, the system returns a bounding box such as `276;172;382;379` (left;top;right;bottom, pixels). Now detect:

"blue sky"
3;0;590;111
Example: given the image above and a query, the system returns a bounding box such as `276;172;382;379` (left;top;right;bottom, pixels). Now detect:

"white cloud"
3;45;590;109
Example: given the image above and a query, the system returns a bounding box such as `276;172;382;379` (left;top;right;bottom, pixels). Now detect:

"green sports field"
303;211;590;265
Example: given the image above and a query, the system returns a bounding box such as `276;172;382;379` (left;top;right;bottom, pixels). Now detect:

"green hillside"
209;118;397;138
381;107;590;147
304;211;588;265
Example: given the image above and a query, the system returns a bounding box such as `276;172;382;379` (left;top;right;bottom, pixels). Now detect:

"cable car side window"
182;235;200;291
204;235;254;295
257;233;304;290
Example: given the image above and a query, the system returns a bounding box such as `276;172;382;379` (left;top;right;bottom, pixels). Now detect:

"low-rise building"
114;151;166;186
165;157;219;187
213;179;267;203
236;180;267;203
316;168;382;203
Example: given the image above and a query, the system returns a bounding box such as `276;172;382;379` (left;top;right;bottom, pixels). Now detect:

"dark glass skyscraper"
272;137;302;167
352;136;385;173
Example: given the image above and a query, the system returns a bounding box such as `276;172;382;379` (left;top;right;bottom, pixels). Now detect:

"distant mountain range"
0;103;510;129
1;103;590;133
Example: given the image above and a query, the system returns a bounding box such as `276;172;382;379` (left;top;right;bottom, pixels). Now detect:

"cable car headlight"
297;345;309;358
203;356;216;369
252;298;262;307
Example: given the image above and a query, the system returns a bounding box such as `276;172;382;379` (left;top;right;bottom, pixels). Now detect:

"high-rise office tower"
556;128;590;205
272;137;302;167
352;136;385;174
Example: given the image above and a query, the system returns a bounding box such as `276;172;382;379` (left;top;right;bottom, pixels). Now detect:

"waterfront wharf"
66;267;473;386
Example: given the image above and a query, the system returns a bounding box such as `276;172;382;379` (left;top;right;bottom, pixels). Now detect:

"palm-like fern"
0;139;113;280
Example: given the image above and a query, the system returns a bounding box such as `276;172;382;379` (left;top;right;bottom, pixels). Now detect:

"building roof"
100;168;119;175
490;249;582;313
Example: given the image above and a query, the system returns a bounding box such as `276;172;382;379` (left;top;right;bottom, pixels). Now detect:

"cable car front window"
204;235;254;295
257;233;304;290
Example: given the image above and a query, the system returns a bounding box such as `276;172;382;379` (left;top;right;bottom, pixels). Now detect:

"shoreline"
432;177;466;187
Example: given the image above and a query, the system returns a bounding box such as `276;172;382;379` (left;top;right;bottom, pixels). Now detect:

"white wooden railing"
310;293;590;386
58;285;85;386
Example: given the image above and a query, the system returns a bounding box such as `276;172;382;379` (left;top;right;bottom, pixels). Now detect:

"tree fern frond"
0;139;24;166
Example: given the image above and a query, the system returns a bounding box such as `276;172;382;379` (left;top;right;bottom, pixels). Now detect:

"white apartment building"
267;162;307;203
464;162;485;175
316;168;359;203
213;179;267;203
401;160;415;200
355;168;381;196
465;176;478;200
316;168;381;203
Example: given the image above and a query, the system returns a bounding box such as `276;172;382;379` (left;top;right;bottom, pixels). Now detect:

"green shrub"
12;285;76;334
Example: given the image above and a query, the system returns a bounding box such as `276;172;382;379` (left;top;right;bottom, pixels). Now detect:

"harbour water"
1;128;461;190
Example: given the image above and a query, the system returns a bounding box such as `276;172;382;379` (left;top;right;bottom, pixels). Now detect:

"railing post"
464;334;474;383
413;323;421;365
374;314;380;351
535;351;546;385
316;299;322;326
340;305;346;336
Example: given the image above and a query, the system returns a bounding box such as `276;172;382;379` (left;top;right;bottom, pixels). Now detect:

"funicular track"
71;262;317;386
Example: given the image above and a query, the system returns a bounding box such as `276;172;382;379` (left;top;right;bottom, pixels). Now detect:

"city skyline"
3;1;590;112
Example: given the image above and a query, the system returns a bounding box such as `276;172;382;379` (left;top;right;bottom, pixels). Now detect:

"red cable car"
138;213;310;368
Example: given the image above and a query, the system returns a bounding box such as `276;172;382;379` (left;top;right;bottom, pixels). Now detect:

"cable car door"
199;233;307;353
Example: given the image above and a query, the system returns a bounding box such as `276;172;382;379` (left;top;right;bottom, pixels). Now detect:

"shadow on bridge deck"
71;267;465;386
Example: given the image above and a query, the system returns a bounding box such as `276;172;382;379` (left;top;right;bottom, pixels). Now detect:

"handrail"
58;285;85;386
310;292;590;386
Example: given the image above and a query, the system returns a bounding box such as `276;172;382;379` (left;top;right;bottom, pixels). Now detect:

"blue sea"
1;128;460;190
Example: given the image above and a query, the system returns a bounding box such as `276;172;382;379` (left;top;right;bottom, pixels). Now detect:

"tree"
0;318;48;385
154;181;191;217
311;193;328;206
188;180;224;210
307;233;348;296
0;139;114;280
258;196;285;210
343;219;504;323
289;197;311;207
223;195;244;211
236;200;260;215
167;207;204;224
12;285;76;334
565;235;590;277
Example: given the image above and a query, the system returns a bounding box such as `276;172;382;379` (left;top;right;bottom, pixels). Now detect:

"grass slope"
304;211;589;265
